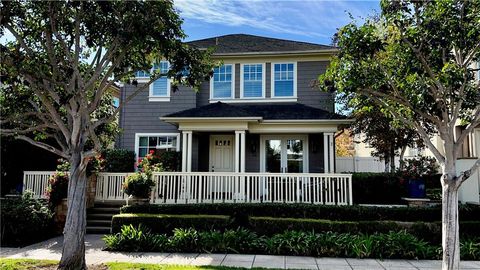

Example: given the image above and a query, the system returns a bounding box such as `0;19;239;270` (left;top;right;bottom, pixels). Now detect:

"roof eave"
210;49;338;57
160;116;263;123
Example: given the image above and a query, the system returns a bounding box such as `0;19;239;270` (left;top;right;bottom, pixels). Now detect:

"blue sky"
175;0;380;45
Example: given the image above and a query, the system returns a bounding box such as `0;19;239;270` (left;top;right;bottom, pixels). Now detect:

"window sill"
149;96;170;102
209;98;297;103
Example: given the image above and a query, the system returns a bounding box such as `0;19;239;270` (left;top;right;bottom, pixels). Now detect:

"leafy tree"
350;106;424;172
0;1;212;269
319;1;480;269
335;129;355;157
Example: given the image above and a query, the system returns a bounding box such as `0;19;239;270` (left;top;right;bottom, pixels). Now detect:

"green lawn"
0;258;58;270
0;259;269;270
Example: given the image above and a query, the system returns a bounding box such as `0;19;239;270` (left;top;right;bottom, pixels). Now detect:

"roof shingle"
164;102;347;120
187;34;335;54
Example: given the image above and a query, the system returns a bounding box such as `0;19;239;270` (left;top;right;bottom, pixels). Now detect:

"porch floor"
2;235;479;269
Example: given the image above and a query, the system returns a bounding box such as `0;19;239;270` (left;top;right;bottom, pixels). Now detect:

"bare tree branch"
15;135;68;158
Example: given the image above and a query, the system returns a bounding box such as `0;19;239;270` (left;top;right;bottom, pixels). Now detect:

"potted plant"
123;150;162;205
122;172;155;205
399;156;439;198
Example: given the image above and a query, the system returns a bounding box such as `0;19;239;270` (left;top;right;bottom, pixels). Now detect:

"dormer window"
272;63;296;98
241;64;265;98
210;64;234;99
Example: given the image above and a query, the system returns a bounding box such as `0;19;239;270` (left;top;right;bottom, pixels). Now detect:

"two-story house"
117;34;350;175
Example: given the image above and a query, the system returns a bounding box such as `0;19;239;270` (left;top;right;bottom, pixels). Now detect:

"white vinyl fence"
22;171;56;199
336;157;400;173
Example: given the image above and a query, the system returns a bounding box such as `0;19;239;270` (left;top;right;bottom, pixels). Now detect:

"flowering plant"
399;156;439;179
137;150;163;175
122;172;155;198
46;171;68;207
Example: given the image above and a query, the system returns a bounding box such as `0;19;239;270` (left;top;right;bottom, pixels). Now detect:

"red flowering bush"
137;150;163;174
46;171;68;207
399;156;439;179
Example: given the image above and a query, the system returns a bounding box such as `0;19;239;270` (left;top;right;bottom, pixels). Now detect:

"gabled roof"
162;102;347;121
187;34;335;55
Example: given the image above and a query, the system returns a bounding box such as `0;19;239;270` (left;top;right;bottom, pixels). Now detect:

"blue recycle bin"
408;179;426;198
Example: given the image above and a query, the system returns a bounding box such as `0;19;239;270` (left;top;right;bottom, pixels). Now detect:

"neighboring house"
117;34;350;174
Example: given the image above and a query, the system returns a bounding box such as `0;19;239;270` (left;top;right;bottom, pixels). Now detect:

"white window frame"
240;63;266;99
134;133;181;159
210;64;235;100
270;62;297;99
134;61;171;102
259;134;309;173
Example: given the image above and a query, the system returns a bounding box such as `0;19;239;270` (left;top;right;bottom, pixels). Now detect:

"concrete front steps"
86;202;123;234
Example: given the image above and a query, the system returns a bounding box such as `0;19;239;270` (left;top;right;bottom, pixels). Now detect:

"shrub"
102;149;135;172
352;172;407;204
120;203;480;222
399;156;440;179
46;172;68;207
159;151;181;171
111;213;230;234
122;173;154;198
460;238;480;260
103;224;167;252
0;192;54;247
106;226;473;260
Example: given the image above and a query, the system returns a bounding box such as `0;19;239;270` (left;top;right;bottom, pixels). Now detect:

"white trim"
259;134;309;173
134;133;181;160
186;131;193;172
240;63;266;99
209;98;297;103
182;132;187;172
235;131;241;173
161;117;262;122
270;62;297;98
209;64;235;100
240;131;246;173
148;96;170;102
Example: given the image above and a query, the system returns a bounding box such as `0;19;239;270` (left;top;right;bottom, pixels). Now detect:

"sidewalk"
1;235;479;270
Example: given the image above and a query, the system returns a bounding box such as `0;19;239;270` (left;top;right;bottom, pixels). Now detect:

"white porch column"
235;131;241;173
323;133;329;173
181;131;188;172
240;131;246;173
186;131;193;172
323;132;335;173
329;133;335;173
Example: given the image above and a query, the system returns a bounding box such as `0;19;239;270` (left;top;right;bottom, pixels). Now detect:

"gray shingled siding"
117;83;195;151
245;133;260;172
309;133;325;173
297;61;334;111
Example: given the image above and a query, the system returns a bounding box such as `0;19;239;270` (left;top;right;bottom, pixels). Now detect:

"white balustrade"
23;171;353;205
22;171;56;199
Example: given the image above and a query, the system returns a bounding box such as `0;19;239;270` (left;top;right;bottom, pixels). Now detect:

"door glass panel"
286;139;303;173
265;140;282;173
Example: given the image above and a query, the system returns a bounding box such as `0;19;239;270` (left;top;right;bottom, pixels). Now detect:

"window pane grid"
274;63;294;97
243;64;263;98
151;61;169;97
213;64;233;98
138;135;177;158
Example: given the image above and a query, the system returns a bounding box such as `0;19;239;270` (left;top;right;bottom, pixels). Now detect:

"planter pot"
126;195;150;206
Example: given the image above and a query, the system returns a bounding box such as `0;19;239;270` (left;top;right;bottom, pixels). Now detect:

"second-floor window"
272;63;295;97
211;64;234;99
149;61;170;100
241;64;264;98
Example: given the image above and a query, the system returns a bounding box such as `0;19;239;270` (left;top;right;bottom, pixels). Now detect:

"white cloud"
174;0;378;39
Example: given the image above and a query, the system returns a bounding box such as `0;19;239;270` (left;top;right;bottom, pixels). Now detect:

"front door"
261;135;308;173
209;135;235;172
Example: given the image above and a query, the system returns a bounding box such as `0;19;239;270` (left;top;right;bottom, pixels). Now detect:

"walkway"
1;235;479;270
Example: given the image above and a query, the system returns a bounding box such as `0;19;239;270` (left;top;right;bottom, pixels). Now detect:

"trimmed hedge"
120;203;480;222
102;149;135;172
110;213;480;243
111;214;230;234
352;173;407;204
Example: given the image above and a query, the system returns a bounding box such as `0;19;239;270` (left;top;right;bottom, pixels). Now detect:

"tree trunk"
390;146;396;173
58;152;88;270
441;151;461;270
399;146;407;170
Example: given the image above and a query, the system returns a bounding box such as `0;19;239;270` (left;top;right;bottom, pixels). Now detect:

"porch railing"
22;171;56;199
96;172;353;205
22;171;353;205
